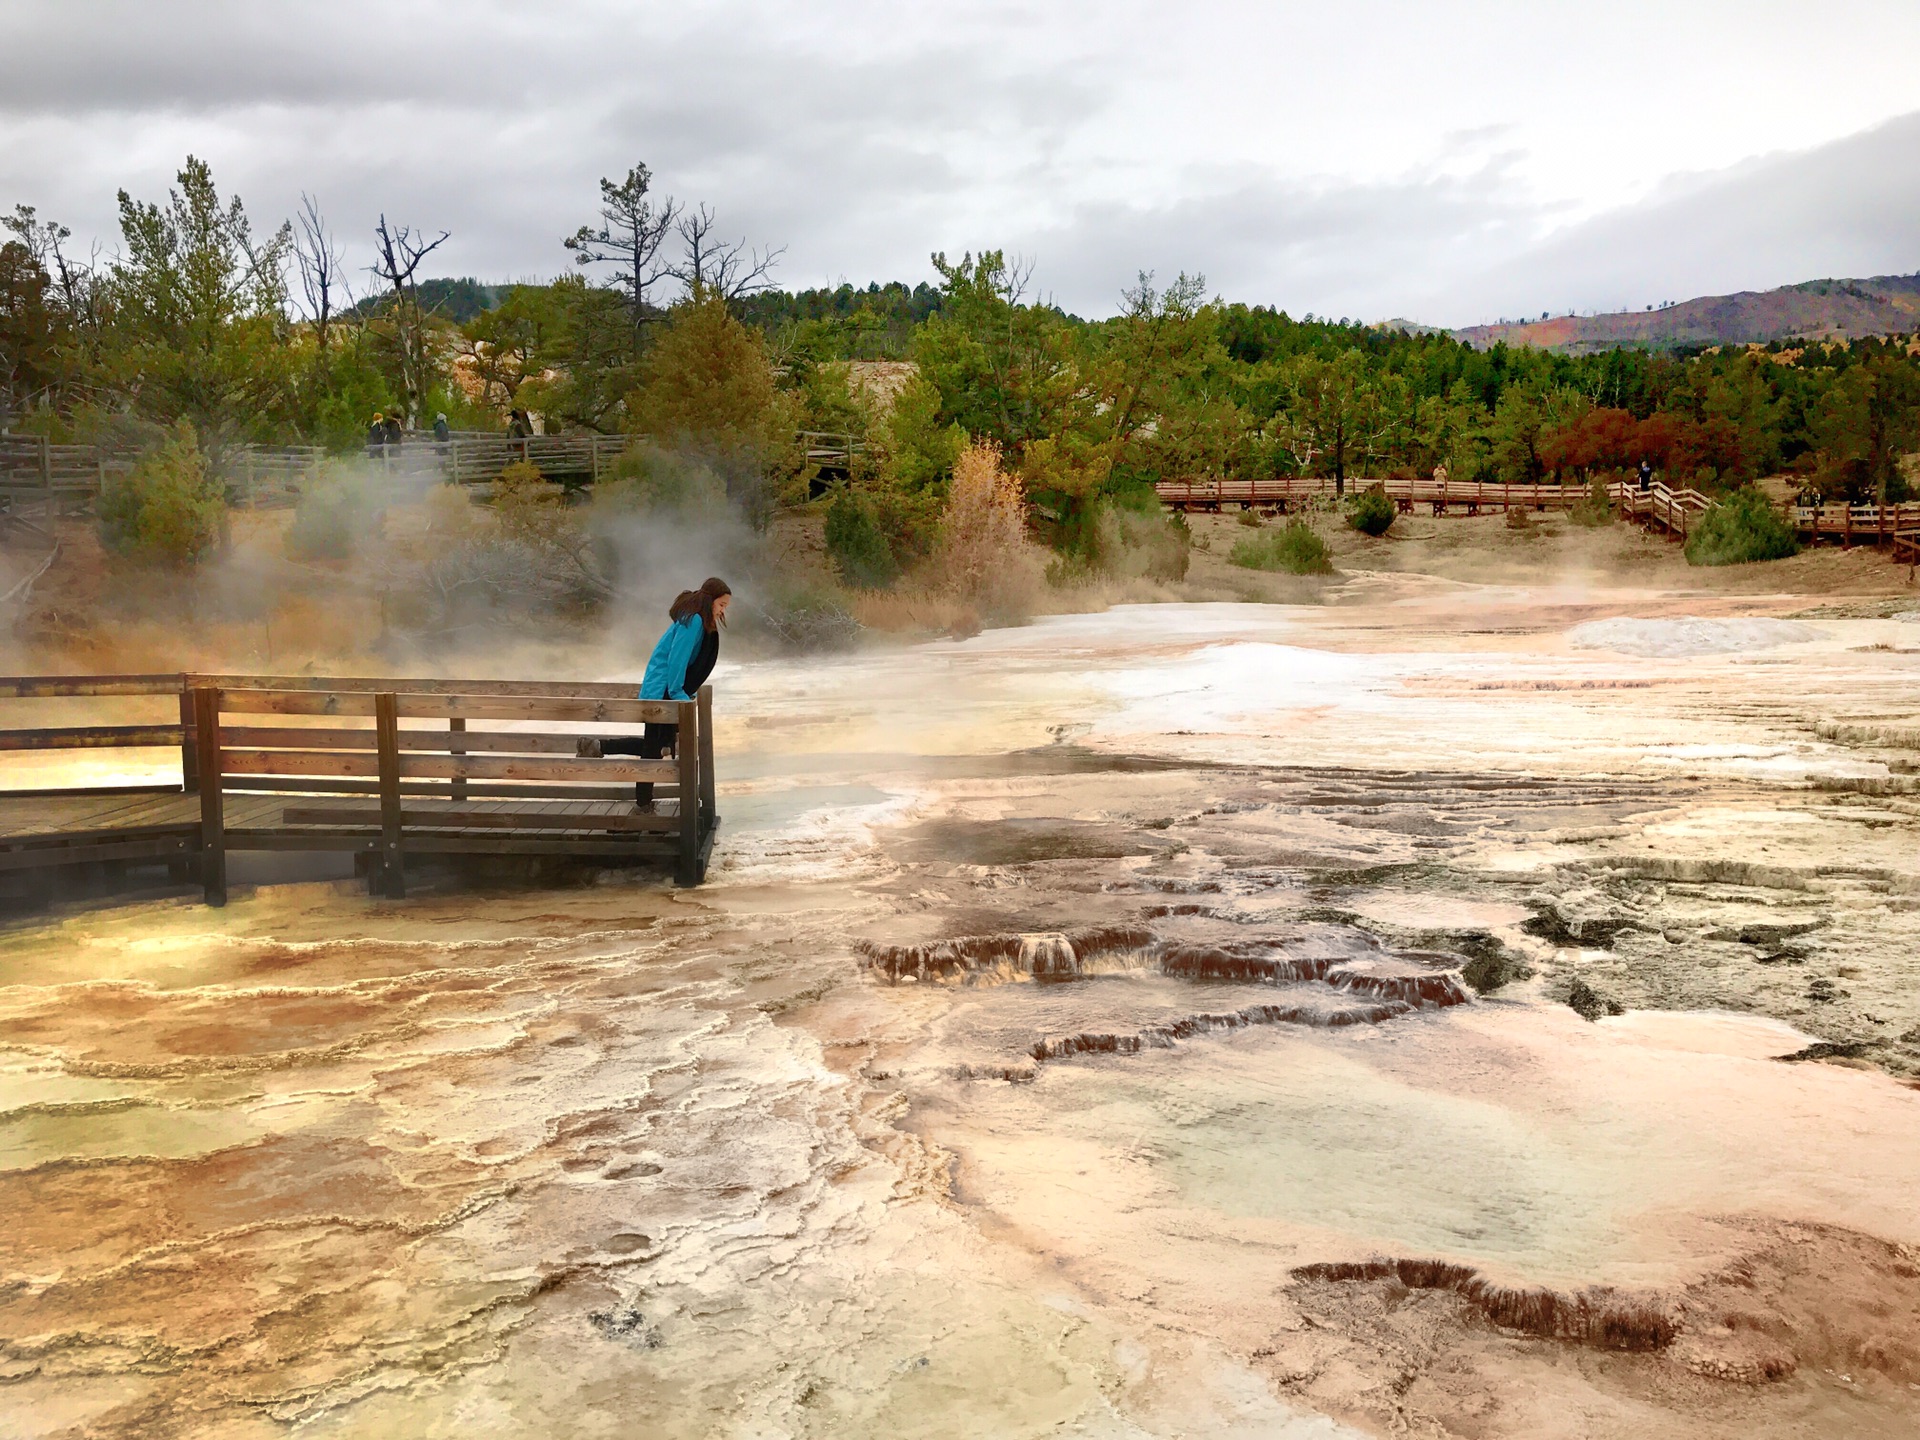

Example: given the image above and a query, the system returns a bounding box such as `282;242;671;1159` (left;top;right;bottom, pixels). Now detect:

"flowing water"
5;584;1920;1437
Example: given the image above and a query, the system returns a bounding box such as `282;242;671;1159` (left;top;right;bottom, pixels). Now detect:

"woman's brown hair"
669;576;732;631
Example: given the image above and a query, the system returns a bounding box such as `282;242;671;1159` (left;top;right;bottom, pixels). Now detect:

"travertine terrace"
4;574;1920;1438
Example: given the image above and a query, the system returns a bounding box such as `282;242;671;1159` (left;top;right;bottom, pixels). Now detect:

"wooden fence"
799;431;864;471
0;673;719;901
0;435;134;517
1154;473;1920;554
367;432;630;485
3;428;864;515
1155;475;1713;532
0;435;328;516
1612;481;1713;537
1789;501;1920;549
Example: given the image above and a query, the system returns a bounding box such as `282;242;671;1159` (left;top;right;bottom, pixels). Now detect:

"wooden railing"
0;436;328;515
1155;475;1713;523
362;432;631;485
0;673;719;900
1789;501;1920;547
228;446;329;507
0;433;625;509
1610;481;1712;537
0;435;134;516
4;428;861;514
0;674;201;879
799;431;864;470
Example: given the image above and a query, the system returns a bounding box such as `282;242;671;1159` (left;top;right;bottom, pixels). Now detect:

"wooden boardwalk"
0;673;719;903
2;430;865;517
1789;500;1920;554
1158;476;1919;560
1156;476;1713;536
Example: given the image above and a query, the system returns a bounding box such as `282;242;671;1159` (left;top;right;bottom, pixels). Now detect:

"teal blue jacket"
641;613;704;702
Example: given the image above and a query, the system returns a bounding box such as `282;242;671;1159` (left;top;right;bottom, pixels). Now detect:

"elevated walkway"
1156;476;1713;538
0;673;719;903
2;430;865;515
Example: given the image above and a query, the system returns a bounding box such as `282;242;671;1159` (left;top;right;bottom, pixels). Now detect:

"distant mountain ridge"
1450;272;1920;354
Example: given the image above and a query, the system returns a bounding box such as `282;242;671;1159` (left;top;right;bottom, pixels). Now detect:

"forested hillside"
4;157;1918;592
1456;273;1920;354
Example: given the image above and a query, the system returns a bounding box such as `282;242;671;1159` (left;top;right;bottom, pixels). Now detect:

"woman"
584;577;731;810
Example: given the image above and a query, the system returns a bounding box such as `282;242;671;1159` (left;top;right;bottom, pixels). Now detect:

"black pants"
602;723;676;805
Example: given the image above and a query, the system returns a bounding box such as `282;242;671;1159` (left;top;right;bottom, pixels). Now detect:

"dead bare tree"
564;164;679;350
229;213;295;341
368;215;449;425
667;203;784;305
293;194;350;354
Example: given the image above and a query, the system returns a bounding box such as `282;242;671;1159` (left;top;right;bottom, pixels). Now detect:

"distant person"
1433;461;1449;496
580;577;732;811
507;408;532;439
367;412;387;453
1638;458;1653;492
383;413;405;448
433;412;451;443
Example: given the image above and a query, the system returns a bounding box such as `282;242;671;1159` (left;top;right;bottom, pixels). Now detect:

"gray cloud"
1009;114;1920;322
2;0;1916;325
1430;111;1920;324
1016;155;1539;318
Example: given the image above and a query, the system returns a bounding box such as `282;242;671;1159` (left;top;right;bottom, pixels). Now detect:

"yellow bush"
932;439;1045;618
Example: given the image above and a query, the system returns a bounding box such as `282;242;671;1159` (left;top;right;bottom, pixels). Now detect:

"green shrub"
1684;487;1799;567
1236;508;1263;527
596;443;731;521
1229;519;1333;575
1096;502;1190;582
97;420;227;567
744;576;862;652
824;486;898;588
1050;495;1191;582
1346;483;1394;536
285;467;385;561
1569;475;1614;527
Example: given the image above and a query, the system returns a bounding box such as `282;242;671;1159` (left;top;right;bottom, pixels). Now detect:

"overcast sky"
4;0;1919;325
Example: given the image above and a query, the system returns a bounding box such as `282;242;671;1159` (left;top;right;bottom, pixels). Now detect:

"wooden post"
449;716;467;802
374;692;405;898
178;685;199;793
192;687;226;906
676;699;700;885
697;684;716;832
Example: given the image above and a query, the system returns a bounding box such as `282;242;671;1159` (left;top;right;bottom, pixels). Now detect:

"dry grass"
847;589;989;639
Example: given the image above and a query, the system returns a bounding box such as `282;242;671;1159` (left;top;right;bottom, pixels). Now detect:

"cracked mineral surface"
4;581;1920;1437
